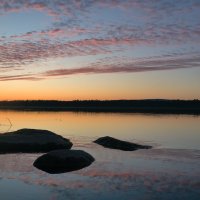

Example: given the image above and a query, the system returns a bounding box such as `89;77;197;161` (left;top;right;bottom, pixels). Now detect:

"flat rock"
0;128;72;153
33;149;95;174
94;136;152;151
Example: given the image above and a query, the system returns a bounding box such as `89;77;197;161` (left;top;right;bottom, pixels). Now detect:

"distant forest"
0;99;200;114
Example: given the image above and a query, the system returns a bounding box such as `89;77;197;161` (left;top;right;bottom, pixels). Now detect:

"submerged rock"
33;149;95;174
94;136;152;151
0;128;72;153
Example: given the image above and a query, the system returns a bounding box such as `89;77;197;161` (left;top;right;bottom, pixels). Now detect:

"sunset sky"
0;0;200;100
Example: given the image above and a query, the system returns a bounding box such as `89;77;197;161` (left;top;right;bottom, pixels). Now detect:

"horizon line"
0;99;199;102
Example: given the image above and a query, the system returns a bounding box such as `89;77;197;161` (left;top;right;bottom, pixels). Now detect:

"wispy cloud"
0;74;42;81
0;0;200;81
0;37;150;69
1;1;199;16
1;54;199;81
42;55;200;77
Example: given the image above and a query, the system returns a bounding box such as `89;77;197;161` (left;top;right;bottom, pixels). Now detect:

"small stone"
94;136;152;151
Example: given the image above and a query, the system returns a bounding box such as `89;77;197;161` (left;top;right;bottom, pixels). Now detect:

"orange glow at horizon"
1;68;200;101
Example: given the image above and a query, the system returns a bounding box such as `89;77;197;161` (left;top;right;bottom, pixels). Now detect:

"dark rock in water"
94;136;152;151
33;149;95;174
0;128;72;153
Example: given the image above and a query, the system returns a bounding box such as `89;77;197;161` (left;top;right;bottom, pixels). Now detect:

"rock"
0;128;72;153
94;136;152;151
33;149;95;174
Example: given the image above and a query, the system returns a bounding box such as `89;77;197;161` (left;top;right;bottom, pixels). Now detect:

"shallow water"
0;111;200;200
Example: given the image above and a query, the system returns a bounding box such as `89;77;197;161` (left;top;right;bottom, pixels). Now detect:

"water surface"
0;111;199;200
0;111;199;149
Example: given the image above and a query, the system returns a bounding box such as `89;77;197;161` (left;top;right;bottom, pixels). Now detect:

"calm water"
0;111;200;200
0;111;200;149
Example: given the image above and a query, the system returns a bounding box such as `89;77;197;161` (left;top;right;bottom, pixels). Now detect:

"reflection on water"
0;111;200;200
0;111;200;149
0;147;199;200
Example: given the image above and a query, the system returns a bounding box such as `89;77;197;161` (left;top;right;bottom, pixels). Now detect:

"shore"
0;100;200;114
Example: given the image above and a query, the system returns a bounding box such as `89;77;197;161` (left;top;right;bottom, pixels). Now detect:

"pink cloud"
0;52;199;81
42;55;200;78
0;74;42;81
0;0;199;82
0;36;150;69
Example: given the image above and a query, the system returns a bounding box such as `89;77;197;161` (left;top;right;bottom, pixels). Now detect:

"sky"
0;0;200;100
